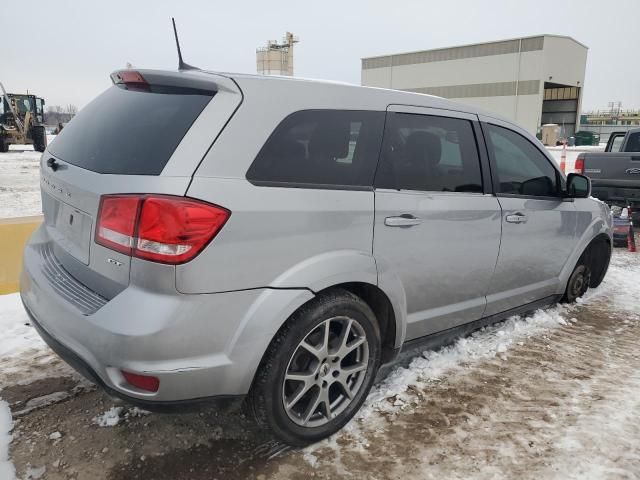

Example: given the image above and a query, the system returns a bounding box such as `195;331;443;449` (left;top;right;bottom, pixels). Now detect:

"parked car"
576;127;640;222
573;131;600;147
21;69;613;446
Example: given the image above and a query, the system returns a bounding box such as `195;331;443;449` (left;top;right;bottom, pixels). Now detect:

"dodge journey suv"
21;69;612;445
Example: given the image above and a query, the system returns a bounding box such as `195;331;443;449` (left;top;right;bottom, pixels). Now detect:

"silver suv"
21;69;612;445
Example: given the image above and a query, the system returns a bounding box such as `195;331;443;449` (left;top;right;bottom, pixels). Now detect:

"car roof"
200;69;518;128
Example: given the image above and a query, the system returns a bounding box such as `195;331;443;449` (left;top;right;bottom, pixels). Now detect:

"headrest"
405;130;442;167
308;120;351;159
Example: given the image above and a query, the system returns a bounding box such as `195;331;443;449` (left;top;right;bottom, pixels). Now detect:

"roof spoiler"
110;69;219;93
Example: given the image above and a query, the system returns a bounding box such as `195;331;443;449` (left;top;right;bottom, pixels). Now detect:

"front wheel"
563;262;591;303
248;289;381;446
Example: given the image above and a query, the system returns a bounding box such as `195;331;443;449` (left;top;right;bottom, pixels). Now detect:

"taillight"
95;196;140;255
575;155;585;174
95;195;230;265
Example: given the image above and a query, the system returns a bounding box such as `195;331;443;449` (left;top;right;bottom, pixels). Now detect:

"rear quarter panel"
178;178;375;293
179;78;390;294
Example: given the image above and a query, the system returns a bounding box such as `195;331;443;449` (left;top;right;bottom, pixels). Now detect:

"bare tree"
66;104;78;116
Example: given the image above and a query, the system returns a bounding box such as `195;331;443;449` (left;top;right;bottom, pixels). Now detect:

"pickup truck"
576;128;640;216
606;128;640;153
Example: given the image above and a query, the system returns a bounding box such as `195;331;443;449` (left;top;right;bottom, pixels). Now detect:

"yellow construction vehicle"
0;82;47;152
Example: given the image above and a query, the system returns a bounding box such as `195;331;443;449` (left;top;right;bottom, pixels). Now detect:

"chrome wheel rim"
282;316;369;428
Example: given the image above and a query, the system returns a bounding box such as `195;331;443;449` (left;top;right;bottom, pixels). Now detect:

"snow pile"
0;400;15;480
0;294;42;359
360;304;572;419
92;407;123;427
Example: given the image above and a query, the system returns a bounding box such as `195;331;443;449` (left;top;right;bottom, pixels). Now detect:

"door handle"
505;213;527;224
384;215;423;227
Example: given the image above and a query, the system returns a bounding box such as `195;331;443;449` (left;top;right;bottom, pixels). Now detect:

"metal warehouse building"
361;35;587;136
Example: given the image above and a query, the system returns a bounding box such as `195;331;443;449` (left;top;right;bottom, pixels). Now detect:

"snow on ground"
0;400;14;480
0;136;54;219
93;407;124;428
546;143;605;173
0;293;74;388
0;148;42;219
0;294;42;359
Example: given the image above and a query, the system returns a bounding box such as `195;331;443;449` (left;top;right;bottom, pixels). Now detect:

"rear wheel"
0;139;8;153
248;289;381;446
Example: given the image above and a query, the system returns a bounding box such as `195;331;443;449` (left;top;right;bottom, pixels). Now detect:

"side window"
246;110;385;187
486;124;559;197
611;135;625;152
626;132;640;152
375;113;483;193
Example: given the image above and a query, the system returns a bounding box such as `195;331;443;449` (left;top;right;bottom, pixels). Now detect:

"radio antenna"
172;18;199;71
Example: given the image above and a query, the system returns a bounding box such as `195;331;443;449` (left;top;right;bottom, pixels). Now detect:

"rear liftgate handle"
505;212;528;224
384;214;423;227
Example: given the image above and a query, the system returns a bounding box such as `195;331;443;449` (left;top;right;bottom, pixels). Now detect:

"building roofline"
361;34;588;61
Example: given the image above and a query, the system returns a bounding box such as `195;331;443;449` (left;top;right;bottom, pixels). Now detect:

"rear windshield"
48;85;213;175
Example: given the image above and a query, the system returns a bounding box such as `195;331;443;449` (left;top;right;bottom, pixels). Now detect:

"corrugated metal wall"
406;80;540;99
362;36;544;70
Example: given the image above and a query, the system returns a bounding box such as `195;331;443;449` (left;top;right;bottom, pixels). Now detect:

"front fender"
558;201;612;291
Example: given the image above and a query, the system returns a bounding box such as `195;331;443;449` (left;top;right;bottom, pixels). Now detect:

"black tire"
0;139;8;153
32;126;47;152
562;260;591;303
247;289;381;446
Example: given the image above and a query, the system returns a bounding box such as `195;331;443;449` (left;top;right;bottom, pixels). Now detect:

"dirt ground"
5;252;640;480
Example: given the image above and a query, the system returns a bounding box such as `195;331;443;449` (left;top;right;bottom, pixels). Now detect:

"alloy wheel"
282;316;369;428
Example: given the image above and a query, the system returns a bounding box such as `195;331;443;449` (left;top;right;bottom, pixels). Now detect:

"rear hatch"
40;69;242;298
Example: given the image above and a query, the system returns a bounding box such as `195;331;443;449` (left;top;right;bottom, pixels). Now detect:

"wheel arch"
582;233;612;288
317;282;399;364
560;214;612;291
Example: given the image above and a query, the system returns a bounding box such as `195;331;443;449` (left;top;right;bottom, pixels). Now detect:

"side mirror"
566;173;591;198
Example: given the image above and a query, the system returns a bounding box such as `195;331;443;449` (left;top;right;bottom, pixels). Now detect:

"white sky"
3;0;639;111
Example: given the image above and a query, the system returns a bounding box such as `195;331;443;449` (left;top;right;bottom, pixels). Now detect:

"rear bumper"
20;227;314;404
591;184;640;206
23;303;242;410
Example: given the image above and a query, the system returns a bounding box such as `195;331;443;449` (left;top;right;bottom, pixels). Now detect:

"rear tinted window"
48;85;213;175
246;110;385;188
